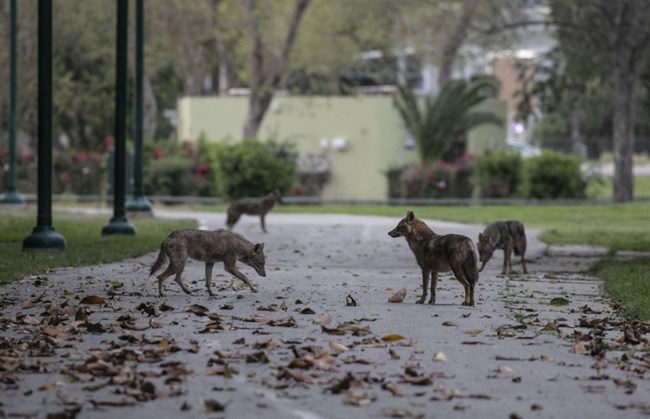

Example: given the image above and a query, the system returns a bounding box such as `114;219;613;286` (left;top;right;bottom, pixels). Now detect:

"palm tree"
394;76;502;163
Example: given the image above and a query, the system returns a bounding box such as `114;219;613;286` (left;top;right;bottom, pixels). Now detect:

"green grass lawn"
593;258;650;320
0;210;197;285
587;175;650;199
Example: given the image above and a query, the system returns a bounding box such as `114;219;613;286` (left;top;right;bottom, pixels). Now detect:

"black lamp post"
2;0;25;206
23;0;66;251
126;0;153;216
103;0;136;236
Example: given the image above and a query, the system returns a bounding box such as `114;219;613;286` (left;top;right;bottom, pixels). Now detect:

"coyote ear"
478;233;484;240
254;243;264;253
406;211;414;221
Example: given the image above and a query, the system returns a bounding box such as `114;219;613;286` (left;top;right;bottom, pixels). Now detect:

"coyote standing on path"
388;211;479;306
477;220;528;274
150;229;266;297
388;211;478;306
226;190;282;233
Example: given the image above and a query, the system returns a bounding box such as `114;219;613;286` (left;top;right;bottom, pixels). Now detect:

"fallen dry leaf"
382;334;405;342
463;326;485;335
433;352;447;362
329;341;349;353
382;382;404;397
313;314;332;325
346;295;357;307
388;288;407;303
79;295;106;305
572;341;588;355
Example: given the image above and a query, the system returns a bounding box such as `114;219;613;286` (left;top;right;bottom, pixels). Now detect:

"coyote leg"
156;263;176;297
205;262;215;296
172;264;192;295
417;269;430;304
224;262;258;292
429;272;438;304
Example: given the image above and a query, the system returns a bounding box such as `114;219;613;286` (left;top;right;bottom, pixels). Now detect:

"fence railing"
4;194;650;207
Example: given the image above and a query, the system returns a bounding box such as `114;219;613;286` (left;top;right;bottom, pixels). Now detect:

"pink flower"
153;148;166;160
103;136;115;148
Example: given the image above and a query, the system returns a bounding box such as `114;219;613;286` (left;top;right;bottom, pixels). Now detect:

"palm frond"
393;76;501;163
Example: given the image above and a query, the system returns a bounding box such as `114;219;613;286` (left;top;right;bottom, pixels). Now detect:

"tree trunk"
242;0;311;140
604;1;650;202
611;71;636;203
569;105;586;158
143;75;158;140
437;0;479;88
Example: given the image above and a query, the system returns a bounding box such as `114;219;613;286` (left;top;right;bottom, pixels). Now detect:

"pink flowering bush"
387;153;475;199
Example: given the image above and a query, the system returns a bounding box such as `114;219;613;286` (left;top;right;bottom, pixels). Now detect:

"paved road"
1;210;648;418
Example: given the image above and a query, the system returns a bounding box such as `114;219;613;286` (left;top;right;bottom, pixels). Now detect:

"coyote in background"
149;229;266;297
226;190;282;233
477;220;527;275
388;211;479;306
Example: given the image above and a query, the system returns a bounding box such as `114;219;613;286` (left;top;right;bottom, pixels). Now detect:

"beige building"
178;95;506;200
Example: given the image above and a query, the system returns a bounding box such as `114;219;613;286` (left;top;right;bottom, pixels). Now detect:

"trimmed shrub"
204;140;297;200
474;150;523;198
144;155;200;197
524;151;586;199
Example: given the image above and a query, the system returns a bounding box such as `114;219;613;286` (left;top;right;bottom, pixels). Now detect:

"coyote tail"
463;246;480;285
150;247;167;276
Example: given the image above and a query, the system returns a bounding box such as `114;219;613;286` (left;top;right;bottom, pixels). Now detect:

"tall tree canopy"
550;0;650;202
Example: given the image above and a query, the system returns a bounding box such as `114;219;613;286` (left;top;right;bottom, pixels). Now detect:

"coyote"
388;211;479;306
477;220;527;275
149;229;266;297
226;190;282;233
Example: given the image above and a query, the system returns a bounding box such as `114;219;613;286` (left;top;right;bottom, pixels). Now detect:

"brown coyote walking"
477;220;527;274
388;211;479;306
226;190;282;233
149;229;266;297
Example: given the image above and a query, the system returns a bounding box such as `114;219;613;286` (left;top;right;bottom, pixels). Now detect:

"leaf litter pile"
1;269;650;418
1;280;467;418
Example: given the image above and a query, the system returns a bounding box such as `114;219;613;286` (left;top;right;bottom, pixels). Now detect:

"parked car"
506;138;542;157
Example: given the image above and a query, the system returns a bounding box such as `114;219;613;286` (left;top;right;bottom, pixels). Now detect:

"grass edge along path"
593;257;650;320
0;210;197;285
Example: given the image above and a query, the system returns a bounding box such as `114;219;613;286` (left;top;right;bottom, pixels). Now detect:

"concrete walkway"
1;210;648;418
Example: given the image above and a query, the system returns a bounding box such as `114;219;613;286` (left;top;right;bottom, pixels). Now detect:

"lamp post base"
126;196;153;217
101;216;136;236
1;190;25;206
23;226;66;251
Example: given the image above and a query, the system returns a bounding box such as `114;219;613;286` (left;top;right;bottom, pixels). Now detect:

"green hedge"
200;139;297;200
474;150;524;198
524;151;586;199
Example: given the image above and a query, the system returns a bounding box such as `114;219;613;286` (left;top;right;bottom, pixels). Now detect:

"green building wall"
178;96;506;200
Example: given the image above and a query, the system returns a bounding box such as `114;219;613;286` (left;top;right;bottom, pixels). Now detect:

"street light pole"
2;0;25;206
126;0;153;216
23;0;66;251
102;0;136;236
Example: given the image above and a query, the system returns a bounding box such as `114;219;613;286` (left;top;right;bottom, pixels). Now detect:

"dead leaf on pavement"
382;382;404;397
549;297;570;306
329;341;349;353
572;341;588;355
388;288;407;303
382;334;405;342
463;326;485;335
313;314;332;325
80;295;106;305
204;399;227;412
